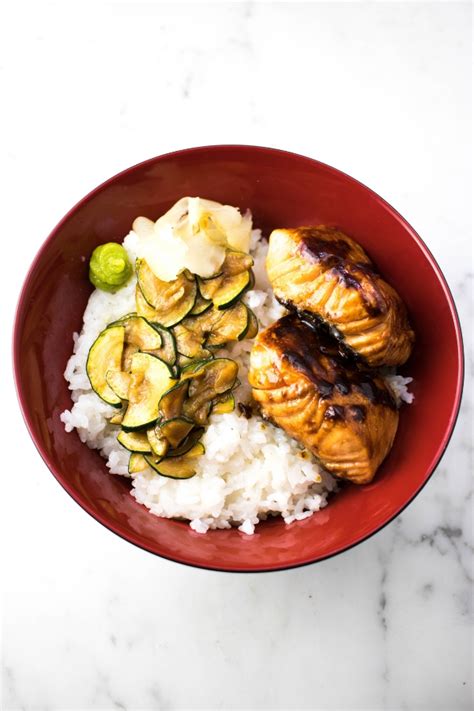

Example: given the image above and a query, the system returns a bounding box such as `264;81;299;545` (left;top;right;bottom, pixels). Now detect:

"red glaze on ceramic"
13;146;463;572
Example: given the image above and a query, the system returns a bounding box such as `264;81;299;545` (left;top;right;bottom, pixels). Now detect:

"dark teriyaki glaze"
314;378;334;399
295;227;385;317
334;377;351;395
267;315;396;412
277;297;360;363
298;232;353;266
237;402;253;419
332;262;386;317
354;380;395;409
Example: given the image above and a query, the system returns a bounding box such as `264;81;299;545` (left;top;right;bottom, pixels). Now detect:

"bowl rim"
12;144;465;573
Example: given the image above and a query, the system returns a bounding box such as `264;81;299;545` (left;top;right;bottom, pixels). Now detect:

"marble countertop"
2;1;472;709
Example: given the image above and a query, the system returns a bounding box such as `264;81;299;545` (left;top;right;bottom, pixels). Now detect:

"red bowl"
13;145;463;572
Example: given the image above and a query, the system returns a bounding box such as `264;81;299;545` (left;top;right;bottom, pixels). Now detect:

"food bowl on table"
13;145;463;572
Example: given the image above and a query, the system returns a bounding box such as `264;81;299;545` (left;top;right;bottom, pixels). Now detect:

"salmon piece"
266;226;414;367
249;315;399;484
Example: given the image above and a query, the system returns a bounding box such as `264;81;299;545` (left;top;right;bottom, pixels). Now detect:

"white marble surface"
2;1;472;709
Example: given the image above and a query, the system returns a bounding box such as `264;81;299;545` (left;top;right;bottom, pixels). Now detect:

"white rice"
60;228;413;534
384;374;414;405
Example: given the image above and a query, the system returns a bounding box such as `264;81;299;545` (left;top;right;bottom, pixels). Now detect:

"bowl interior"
14;146;463;571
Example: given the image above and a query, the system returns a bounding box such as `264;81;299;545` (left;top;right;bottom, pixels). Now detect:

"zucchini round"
106;370;131;400
188;358;238;396
183;302;248;347
122;353;177;430
136;285;161;321
180;358;215;381
118;315;162;351
244;306;259;340
184;358;238;424
108;312;139;326
160;417;195;448
176;353;195;370
197;249;253;309
198;270;250;310
146;427;169;457
137;259;197;327
173;323;207;359
190;294;213;316
86;325;125;406
149;324;177;368
205;303;249;347
145;442;205;480
164;427;204;457
128;453;149;474
122;343;140;372
117;430;151;453
222;250;254;275
212;392;235;414
159;380;190;421
109;409;125;425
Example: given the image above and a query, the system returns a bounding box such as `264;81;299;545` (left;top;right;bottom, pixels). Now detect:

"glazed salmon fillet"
266;226;414;367
249;315;399;484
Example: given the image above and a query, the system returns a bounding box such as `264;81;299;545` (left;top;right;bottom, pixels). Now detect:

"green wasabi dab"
89;243;132;292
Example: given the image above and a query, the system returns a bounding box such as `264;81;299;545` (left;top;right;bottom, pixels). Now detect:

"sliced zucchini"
117;314;162;351
198;270;250;309
109;410;125;425
136;259;197;327
183;301;248;347
128;453;149;474
198;269;223;282
86;325;125;406
159;380;190;421
145;442;205;480
231;378;241;392
226;250;253;274
180;358;215;374
176;353;195;370
190;293;212;316
122;353;176;430
149;324;177;368
189;358;238;396
173;323;207;359
122;343;139;372
205;303;249;347
244;306;259;339
106;370;131;400
185;399;212;425
212;392;235;414
176;348;213;368
247;269;255;291
117;430;151;453
160;417;194;448
147;426;169;457
180;358;215;380
182;306;220;337
197;249;253;309
165;427;204;456
183;358;238;424
136;284;161;321
108;312;140;327
197;243;252;282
